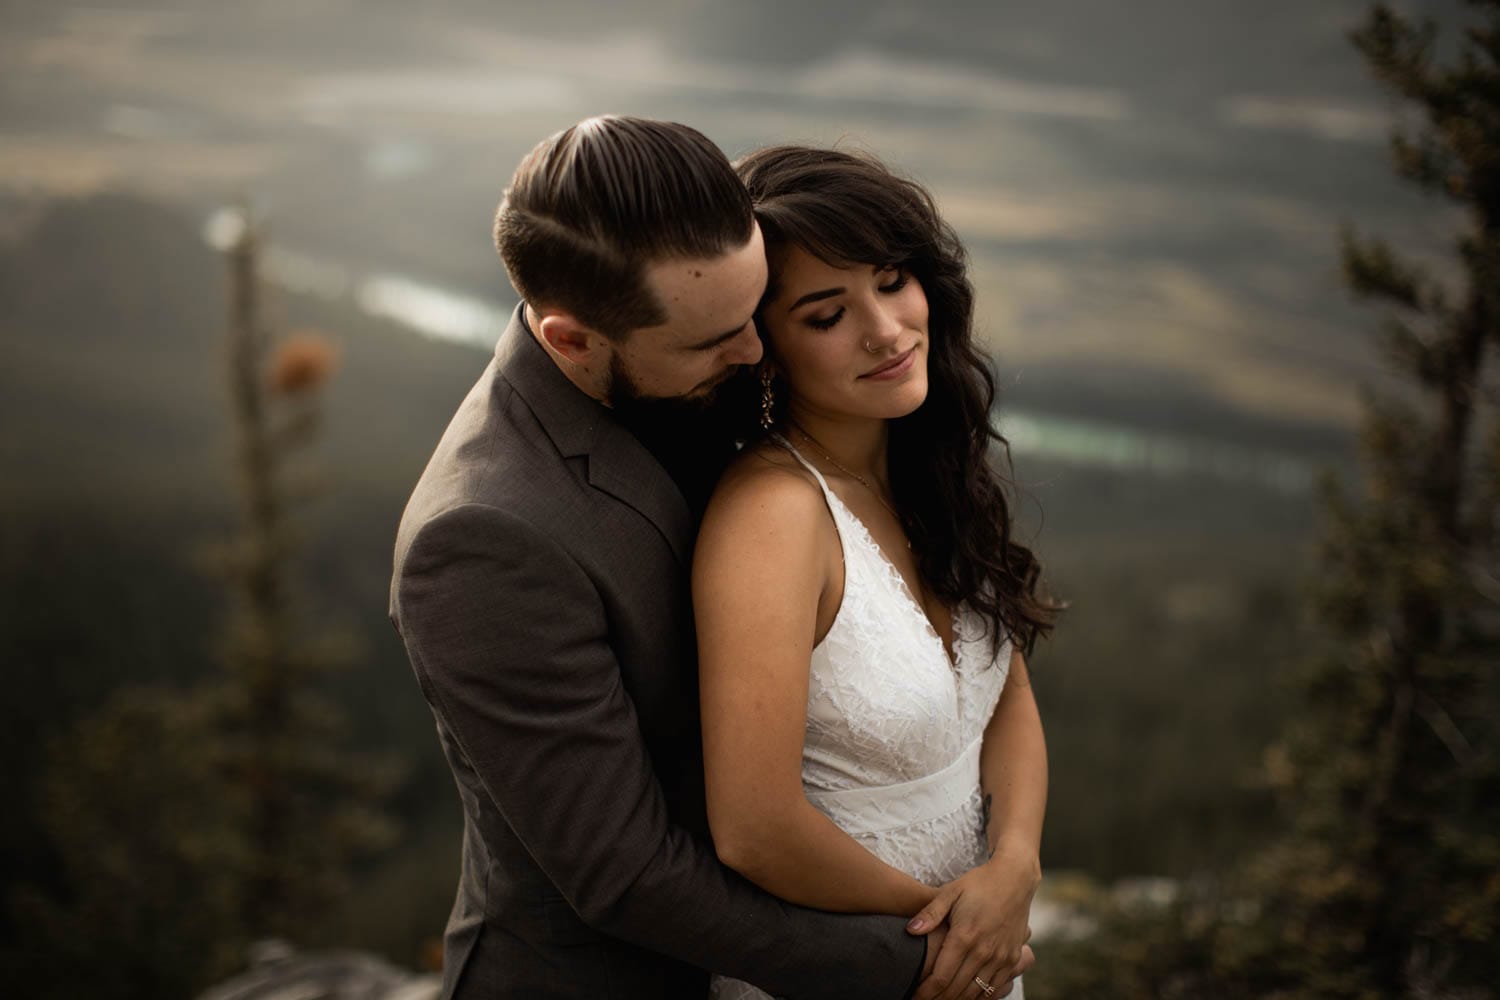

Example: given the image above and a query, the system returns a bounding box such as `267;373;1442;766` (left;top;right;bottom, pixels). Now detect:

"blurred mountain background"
0;0;1479;995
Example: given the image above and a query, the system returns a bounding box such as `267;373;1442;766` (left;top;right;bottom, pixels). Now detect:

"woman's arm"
694;461;937;918
979;647;1047;874
907;648;1047;1000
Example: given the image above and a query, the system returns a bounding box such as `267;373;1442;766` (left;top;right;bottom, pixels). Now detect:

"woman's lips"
860;347;917;380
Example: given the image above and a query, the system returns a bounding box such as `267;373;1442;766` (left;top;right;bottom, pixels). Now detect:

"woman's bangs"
778;205;912;272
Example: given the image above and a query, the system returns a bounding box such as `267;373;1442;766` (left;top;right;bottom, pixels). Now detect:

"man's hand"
994;944;1034;997
918;930;1032;1000
920;938;1032;1000
907;841;1040;1000
919;922;947;980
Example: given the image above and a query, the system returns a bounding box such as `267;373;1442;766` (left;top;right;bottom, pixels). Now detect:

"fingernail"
906;917;926;932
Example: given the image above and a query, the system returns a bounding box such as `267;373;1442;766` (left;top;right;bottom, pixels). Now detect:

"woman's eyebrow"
787;287;844;312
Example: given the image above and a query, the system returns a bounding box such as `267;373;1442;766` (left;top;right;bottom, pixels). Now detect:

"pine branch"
1414;688;1479;767
1378;315;1450;387
1469;21;1500;71
1341;226;1447;312
1390;130;1465;198
1351;5;1439;106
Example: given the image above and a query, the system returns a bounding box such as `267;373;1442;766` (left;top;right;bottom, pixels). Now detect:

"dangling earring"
759;367;776;431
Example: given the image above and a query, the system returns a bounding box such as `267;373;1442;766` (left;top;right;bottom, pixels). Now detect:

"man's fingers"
935;959;984;1000
920;925;948;979
921;943;1028;1000
992;945;1035;998
970;960;1007;1000
913;931;968;1000
931;936;987;1000
913;962;948;1000
913;971;942;1000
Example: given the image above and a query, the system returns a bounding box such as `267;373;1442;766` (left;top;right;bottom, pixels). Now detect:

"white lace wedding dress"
710;440;1022;1000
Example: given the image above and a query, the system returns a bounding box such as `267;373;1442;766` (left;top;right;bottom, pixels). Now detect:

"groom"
391;116;940;999
390;119;1044;1000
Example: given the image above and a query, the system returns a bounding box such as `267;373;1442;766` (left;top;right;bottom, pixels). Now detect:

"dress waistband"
803;738;982;837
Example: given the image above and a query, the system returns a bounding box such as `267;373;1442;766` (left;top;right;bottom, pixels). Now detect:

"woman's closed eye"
878;267;910;294
807;307;845;331
801;267;909;330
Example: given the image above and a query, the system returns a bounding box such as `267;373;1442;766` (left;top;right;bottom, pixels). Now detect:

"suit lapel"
495;307;693;566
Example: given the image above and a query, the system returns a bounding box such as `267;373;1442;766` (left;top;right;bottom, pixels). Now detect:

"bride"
694;146;1058;1000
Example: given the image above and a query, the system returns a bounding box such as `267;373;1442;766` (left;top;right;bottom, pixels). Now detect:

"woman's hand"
907;838;1041;1000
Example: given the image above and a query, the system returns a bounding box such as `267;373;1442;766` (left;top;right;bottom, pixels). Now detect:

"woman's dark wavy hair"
734;144;1060;658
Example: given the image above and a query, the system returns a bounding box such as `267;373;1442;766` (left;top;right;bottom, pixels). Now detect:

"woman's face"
760;245;931;424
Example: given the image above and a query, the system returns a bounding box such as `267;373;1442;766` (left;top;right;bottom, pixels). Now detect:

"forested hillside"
0;193;1343;986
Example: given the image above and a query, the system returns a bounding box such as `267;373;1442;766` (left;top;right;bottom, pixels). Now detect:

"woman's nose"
868;301;904;347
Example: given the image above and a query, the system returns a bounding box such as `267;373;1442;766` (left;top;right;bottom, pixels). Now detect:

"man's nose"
723;326;763;366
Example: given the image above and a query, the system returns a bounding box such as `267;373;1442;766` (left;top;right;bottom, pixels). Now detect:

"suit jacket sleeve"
396;502;924;999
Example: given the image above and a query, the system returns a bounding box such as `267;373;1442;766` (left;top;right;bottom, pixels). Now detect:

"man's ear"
536;312;606;368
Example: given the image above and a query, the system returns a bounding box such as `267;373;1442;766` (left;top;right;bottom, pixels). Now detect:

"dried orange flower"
269;331;340;394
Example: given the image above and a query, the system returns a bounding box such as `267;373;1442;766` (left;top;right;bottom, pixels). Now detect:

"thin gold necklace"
789;423;904;525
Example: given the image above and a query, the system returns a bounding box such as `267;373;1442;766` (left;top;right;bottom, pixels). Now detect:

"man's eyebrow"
787;287;844;312
686;319;752;351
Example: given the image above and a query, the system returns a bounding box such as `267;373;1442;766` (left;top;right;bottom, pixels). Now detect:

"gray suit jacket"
390;307;923;999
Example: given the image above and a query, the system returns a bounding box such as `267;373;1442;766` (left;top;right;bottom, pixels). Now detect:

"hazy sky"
0;0;1471;432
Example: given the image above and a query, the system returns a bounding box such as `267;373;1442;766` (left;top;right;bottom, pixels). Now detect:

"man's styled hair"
494;116;755;340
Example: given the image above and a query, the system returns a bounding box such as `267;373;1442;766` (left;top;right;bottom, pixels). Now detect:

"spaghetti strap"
770;432;836;497
709;441;1014;1000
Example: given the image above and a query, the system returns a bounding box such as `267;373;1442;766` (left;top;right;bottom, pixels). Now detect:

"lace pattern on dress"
709;438;1018;1000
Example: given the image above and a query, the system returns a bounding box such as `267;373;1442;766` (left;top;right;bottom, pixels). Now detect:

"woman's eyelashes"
807;307;845;331
804;269;909;330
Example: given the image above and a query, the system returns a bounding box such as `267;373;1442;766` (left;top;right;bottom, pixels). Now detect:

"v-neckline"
821;486;961;671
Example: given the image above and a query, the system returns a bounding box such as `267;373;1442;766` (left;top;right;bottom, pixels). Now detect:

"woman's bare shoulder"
699;442;830;546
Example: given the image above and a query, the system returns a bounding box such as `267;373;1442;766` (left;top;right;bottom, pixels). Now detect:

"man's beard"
604;353;750;513
604;352;730;425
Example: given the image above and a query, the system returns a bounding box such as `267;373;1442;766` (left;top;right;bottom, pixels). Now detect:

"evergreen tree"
1031;4;1500;997
1249;3;1500;993
5;207;399;998
209;205;401;940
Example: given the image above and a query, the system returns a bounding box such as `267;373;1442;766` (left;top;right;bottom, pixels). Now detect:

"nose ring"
863;339;879;354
